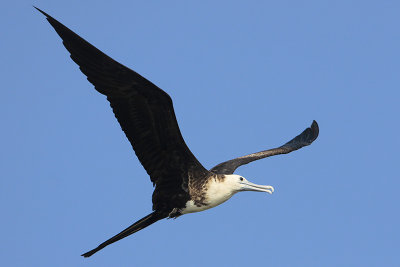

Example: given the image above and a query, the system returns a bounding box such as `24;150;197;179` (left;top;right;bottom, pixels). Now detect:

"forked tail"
81;211;167;257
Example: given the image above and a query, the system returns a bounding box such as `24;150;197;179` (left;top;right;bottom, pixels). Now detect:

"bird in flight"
35;7;319;257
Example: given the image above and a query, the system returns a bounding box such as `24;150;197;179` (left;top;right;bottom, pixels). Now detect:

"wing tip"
33;6;51;18
309;120;319;143
34;6;64;32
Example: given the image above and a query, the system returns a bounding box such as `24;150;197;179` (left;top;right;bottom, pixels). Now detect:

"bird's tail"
81;211;167;257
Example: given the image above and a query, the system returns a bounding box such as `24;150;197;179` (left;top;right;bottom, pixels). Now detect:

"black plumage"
210;120;319;174
35;7;319;257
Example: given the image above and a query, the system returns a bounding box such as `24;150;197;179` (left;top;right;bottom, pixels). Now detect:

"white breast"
181;178;236;214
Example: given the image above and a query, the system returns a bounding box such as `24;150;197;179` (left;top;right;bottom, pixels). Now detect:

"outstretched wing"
36;8;209;189
210;120;319;174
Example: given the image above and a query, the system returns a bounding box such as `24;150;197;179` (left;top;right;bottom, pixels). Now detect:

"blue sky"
2;1;399;266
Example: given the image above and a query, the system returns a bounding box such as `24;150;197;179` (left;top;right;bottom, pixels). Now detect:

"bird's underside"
35;7;319;258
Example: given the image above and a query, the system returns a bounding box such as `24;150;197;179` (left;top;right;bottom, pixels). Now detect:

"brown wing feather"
36;8;209;208
210;121;319;174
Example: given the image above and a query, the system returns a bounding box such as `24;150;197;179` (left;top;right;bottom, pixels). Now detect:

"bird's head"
224;174;274;194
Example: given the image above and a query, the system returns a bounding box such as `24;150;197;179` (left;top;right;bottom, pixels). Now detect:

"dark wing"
210;120;319;174
36;8;209;195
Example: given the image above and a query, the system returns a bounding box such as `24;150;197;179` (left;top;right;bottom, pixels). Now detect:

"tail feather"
81;211;167;257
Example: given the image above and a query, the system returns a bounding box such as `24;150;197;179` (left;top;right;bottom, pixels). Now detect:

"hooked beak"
239;181;274;194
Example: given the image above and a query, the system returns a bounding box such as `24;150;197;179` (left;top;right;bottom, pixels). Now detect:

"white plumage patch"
181;175;242;214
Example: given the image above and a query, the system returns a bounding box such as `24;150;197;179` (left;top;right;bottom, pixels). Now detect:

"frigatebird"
35;7;319;257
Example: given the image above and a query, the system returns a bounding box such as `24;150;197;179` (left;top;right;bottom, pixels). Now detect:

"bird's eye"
240;177;244;181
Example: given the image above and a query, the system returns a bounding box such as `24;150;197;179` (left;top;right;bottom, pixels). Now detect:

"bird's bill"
240;181;274;194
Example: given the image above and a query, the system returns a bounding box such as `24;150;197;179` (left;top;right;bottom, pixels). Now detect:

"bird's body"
35;7;319;258
175;174;234;216
180;174;274;215
183;174;237;214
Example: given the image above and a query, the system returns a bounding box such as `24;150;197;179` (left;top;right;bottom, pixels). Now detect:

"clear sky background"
2;1;399;266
